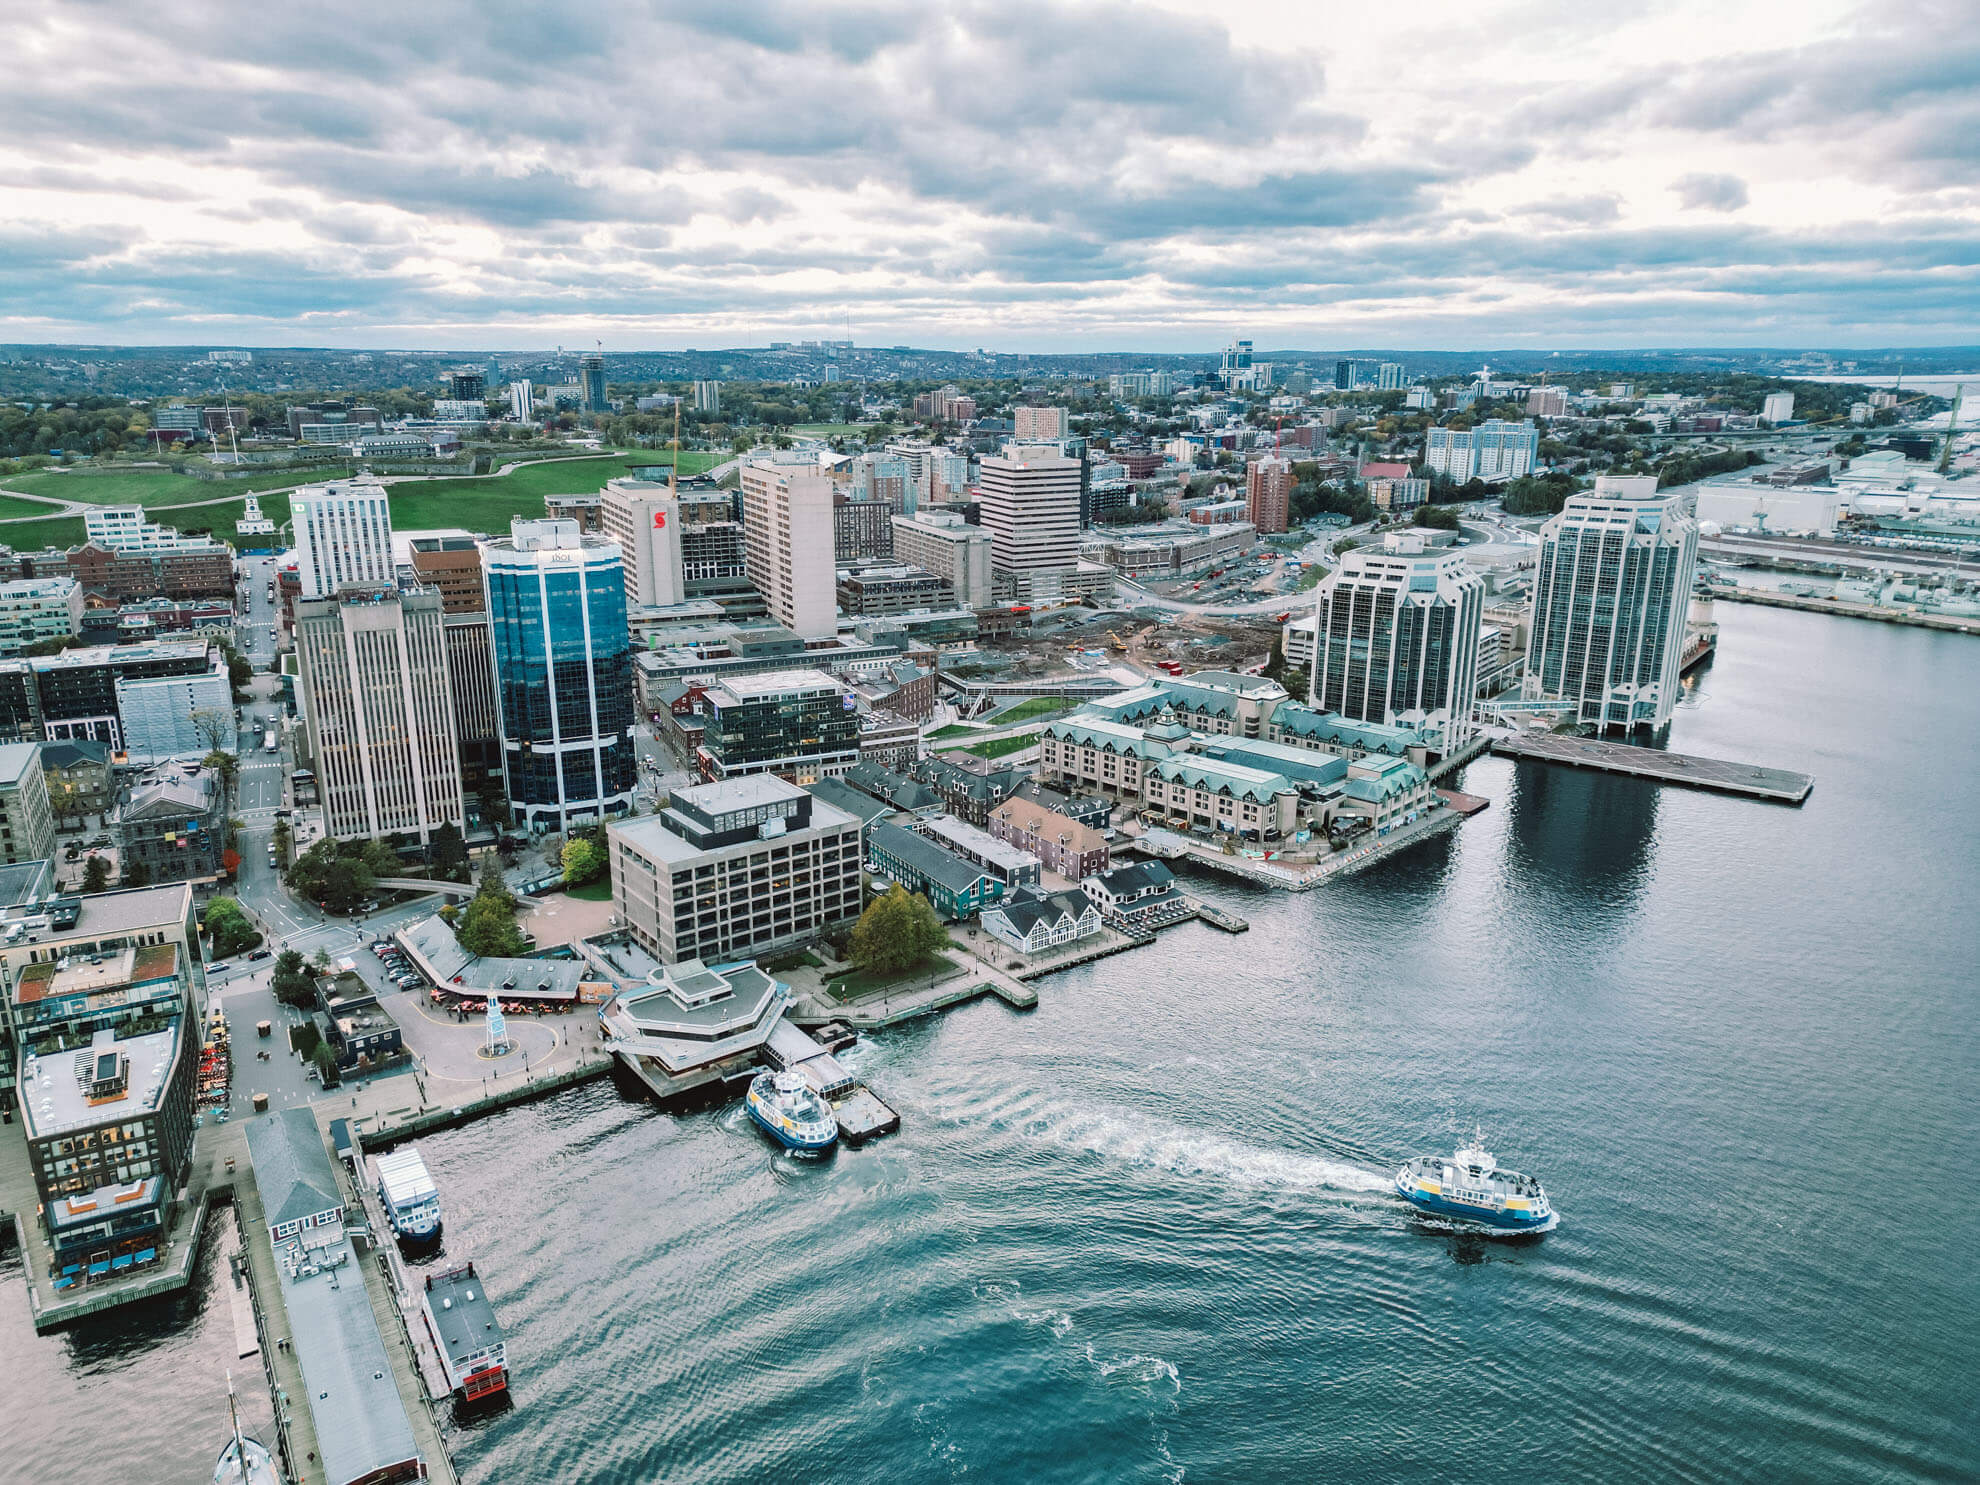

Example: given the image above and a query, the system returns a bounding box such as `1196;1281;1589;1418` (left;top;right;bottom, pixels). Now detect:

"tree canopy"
457;860;528;957
848;884;947;977
204;897;262;958
561;835;605;886
272;948;316;1008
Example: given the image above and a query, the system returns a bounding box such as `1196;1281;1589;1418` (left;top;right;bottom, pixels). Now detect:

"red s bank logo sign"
653;512;667;529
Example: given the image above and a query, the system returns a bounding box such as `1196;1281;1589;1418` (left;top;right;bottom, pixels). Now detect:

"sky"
2;0;1976;352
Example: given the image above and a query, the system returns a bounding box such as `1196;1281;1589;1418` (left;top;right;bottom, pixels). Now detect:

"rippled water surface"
7;604;1978;1483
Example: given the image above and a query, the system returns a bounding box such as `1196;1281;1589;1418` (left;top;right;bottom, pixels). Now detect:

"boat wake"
937;1090;1392;1197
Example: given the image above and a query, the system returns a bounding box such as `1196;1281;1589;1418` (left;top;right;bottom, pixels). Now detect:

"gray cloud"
1672;174;1750;212
0;0;1971;346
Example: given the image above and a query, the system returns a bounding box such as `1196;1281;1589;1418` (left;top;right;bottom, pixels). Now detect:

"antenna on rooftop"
1937;384;1963;475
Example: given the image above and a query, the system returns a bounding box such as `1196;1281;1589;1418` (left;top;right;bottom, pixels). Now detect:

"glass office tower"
483;519;636;831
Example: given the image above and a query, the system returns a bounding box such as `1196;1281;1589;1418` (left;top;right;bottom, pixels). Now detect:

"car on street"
248;948;272;960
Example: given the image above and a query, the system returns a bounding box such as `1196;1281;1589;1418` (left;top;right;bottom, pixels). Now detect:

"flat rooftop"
19;1024;180;1139
278;1240;423;1485
708;667;844;701
15;941;179;1005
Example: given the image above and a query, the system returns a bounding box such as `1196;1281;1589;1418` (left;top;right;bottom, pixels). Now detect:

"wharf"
352;1052;612;1153
833;1087;901;1144
1713;583;1980;635
0;1114;232;1334
346;1145;460;1405
230;1163;328;1485
1426;731;1492;781
1189;900;1249;933
1490;731;1813;804
1123;804;1467;891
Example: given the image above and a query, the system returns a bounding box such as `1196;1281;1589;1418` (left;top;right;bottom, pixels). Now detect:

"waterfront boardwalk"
1123;801;1469;891
1491;731;1814;804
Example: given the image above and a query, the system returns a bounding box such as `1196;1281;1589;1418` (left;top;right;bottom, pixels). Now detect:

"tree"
123;860;153;888
456;860;527;956
848;884;947;977
204;897;263;958
272;949;316;1008
428;820;469;881
311;1043;341;1088
1414;505;1461;531
80;855;111;894
193;710;233;753
561;836;605;886
202;747;239;792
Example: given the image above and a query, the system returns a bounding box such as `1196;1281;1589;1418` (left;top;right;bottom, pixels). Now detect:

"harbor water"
5;602;1978;1482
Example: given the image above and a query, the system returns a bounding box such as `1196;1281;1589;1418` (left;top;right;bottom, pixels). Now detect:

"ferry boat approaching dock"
1395;1137;1557;1234
746;1068;839;1151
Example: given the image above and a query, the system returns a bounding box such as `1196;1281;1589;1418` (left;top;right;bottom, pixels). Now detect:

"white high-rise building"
890;510;994;609
691;380;721;414
1523;475;1700;732
295;585;466;842
1762;391;1796;424
1310;537;1484;741
508;380;535;420
598;478;685;609
1377;363;1407;391
739;457;838;639
977;443;1082;603
82;506;216;554
1423;419;1539;484
293;478;396;598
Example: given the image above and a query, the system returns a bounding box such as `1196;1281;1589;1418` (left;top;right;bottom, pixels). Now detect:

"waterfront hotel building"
1523;475;1700;731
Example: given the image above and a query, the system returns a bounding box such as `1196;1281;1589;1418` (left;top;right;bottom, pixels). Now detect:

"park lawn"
383;452;713;534
0;493;62;520
0;515;87;549
793;424;868;438
152;492;293;547
962;732;1043;759
824;950;957;1002
924;723;979;741
0;463;340;507
564;876;612;901
992;697;1073;724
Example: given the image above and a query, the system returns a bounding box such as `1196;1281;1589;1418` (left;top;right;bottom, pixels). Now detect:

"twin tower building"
292;479;637;845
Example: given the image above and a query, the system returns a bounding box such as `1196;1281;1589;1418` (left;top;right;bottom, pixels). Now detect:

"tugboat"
746;1068;839;1151
1395;1134;1557;1234
213;1373;280;1485
420;1261;510;1406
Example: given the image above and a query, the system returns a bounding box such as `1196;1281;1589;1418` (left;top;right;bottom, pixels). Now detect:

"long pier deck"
1490;731;1813;804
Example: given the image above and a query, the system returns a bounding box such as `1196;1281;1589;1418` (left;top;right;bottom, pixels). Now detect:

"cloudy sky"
3;0;1975;351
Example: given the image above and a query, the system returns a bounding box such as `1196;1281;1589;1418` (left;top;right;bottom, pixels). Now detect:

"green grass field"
925;723;979;741
0;516;88;549
0;464;343;508
565;876;612;901
384;452;720;534
793;424;869;438
991;697;1073;725
962;732;1043;760
0;494;63;520
150;493;293;548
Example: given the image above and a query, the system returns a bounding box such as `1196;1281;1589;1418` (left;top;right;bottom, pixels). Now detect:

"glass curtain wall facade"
1312;548;1484;741
1524;481;1699;731
485;523;636;832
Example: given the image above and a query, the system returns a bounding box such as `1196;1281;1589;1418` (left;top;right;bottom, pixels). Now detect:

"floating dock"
1491;731;1813;804
1189;901;1249;933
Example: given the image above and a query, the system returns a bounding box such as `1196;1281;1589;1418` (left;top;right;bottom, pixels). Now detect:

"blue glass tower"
484;519;636;831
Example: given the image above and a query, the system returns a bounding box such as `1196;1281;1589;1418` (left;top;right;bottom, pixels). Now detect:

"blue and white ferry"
1394;1136;1557;1233
746;1069;838;1151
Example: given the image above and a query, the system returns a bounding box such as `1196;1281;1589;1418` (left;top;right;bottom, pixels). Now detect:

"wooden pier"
1490;731;1813;804
1188;900;1249;933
